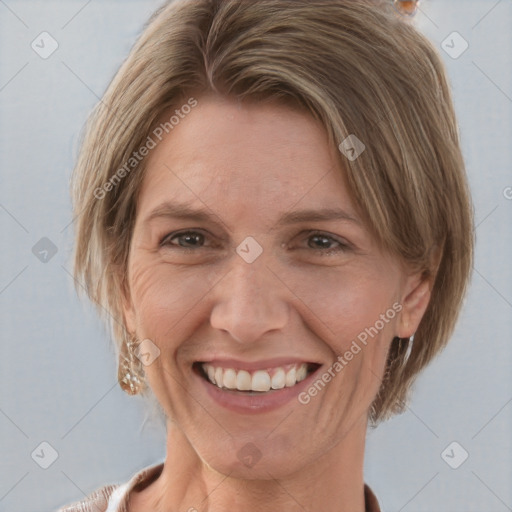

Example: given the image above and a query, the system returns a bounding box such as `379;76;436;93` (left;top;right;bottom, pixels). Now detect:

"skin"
121;95;432;512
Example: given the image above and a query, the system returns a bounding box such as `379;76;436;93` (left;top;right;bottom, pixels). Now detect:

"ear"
118;271;137;335
397;271;432;339
397;244;442;338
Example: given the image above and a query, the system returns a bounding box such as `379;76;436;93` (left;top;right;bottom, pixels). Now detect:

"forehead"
137;96;358;222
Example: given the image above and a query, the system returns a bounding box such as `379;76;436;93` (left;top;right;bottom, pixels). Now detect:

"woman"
59;0;474;510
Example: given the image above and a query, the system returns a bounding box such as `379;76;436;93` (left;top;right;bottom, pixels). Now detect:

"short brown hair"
71;0;474;423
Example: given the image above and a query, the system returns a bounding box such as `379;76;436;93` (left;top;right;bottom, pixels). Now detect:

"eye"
303;231;350;254
160;230;209;250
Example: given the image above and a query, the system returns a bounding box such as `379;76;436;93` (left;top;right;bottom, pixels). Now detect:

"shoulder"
56;462;164;512
56;484;119;512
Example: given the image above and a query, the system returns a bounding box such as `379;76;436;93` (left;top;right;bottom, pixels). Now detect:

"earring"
393;0;421;16
403;334;415;365
118;333;145;395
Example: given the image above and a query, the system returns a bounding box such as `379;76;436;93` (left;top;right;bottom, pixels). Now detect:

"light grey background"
1;1;511;511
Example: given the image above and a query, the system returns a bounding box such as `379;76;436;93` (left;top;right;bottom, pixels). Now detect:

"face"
122;95;430;479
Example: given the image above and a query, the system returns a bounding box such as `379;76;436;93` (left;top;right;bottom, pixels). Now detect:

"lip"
193;361;322;414
196;357;320;372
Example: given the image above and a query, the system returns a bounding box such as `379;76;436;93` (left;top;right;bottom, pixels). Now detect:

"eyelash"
159;230;350;254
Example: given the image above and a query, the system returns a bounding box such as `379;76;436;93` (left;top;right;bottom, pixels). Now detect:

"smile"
197;362;319;394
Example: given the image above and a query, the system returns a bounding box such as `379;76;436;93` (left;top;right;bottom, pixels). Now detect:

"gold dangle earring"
118;332;145;395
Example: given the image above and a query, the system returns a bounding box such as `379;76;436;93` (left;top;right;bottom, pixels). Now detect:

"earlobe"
397;275;432;339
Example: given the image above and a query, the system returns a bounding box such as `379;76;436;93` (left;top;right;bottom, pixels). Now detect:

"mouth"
193;361;321;395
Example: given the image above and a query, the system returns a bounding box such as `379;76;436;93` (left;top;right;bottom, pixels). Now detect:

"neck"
131;417;368;512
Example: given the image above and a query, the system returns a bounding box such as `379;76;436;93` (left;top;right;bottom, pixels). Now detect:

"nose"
209;252;289;345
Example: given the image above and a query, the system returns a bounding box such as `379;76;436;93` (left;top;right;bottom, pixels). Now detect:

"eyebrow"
143;201;361;228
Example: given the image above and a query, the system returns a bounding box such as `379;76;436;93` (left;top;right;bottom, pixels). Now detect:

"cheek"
129;259;218;337
281;264;399;347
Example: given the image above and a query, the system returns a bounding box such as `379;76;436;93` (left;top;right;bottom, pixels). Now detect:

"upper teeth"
202;363;309;392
